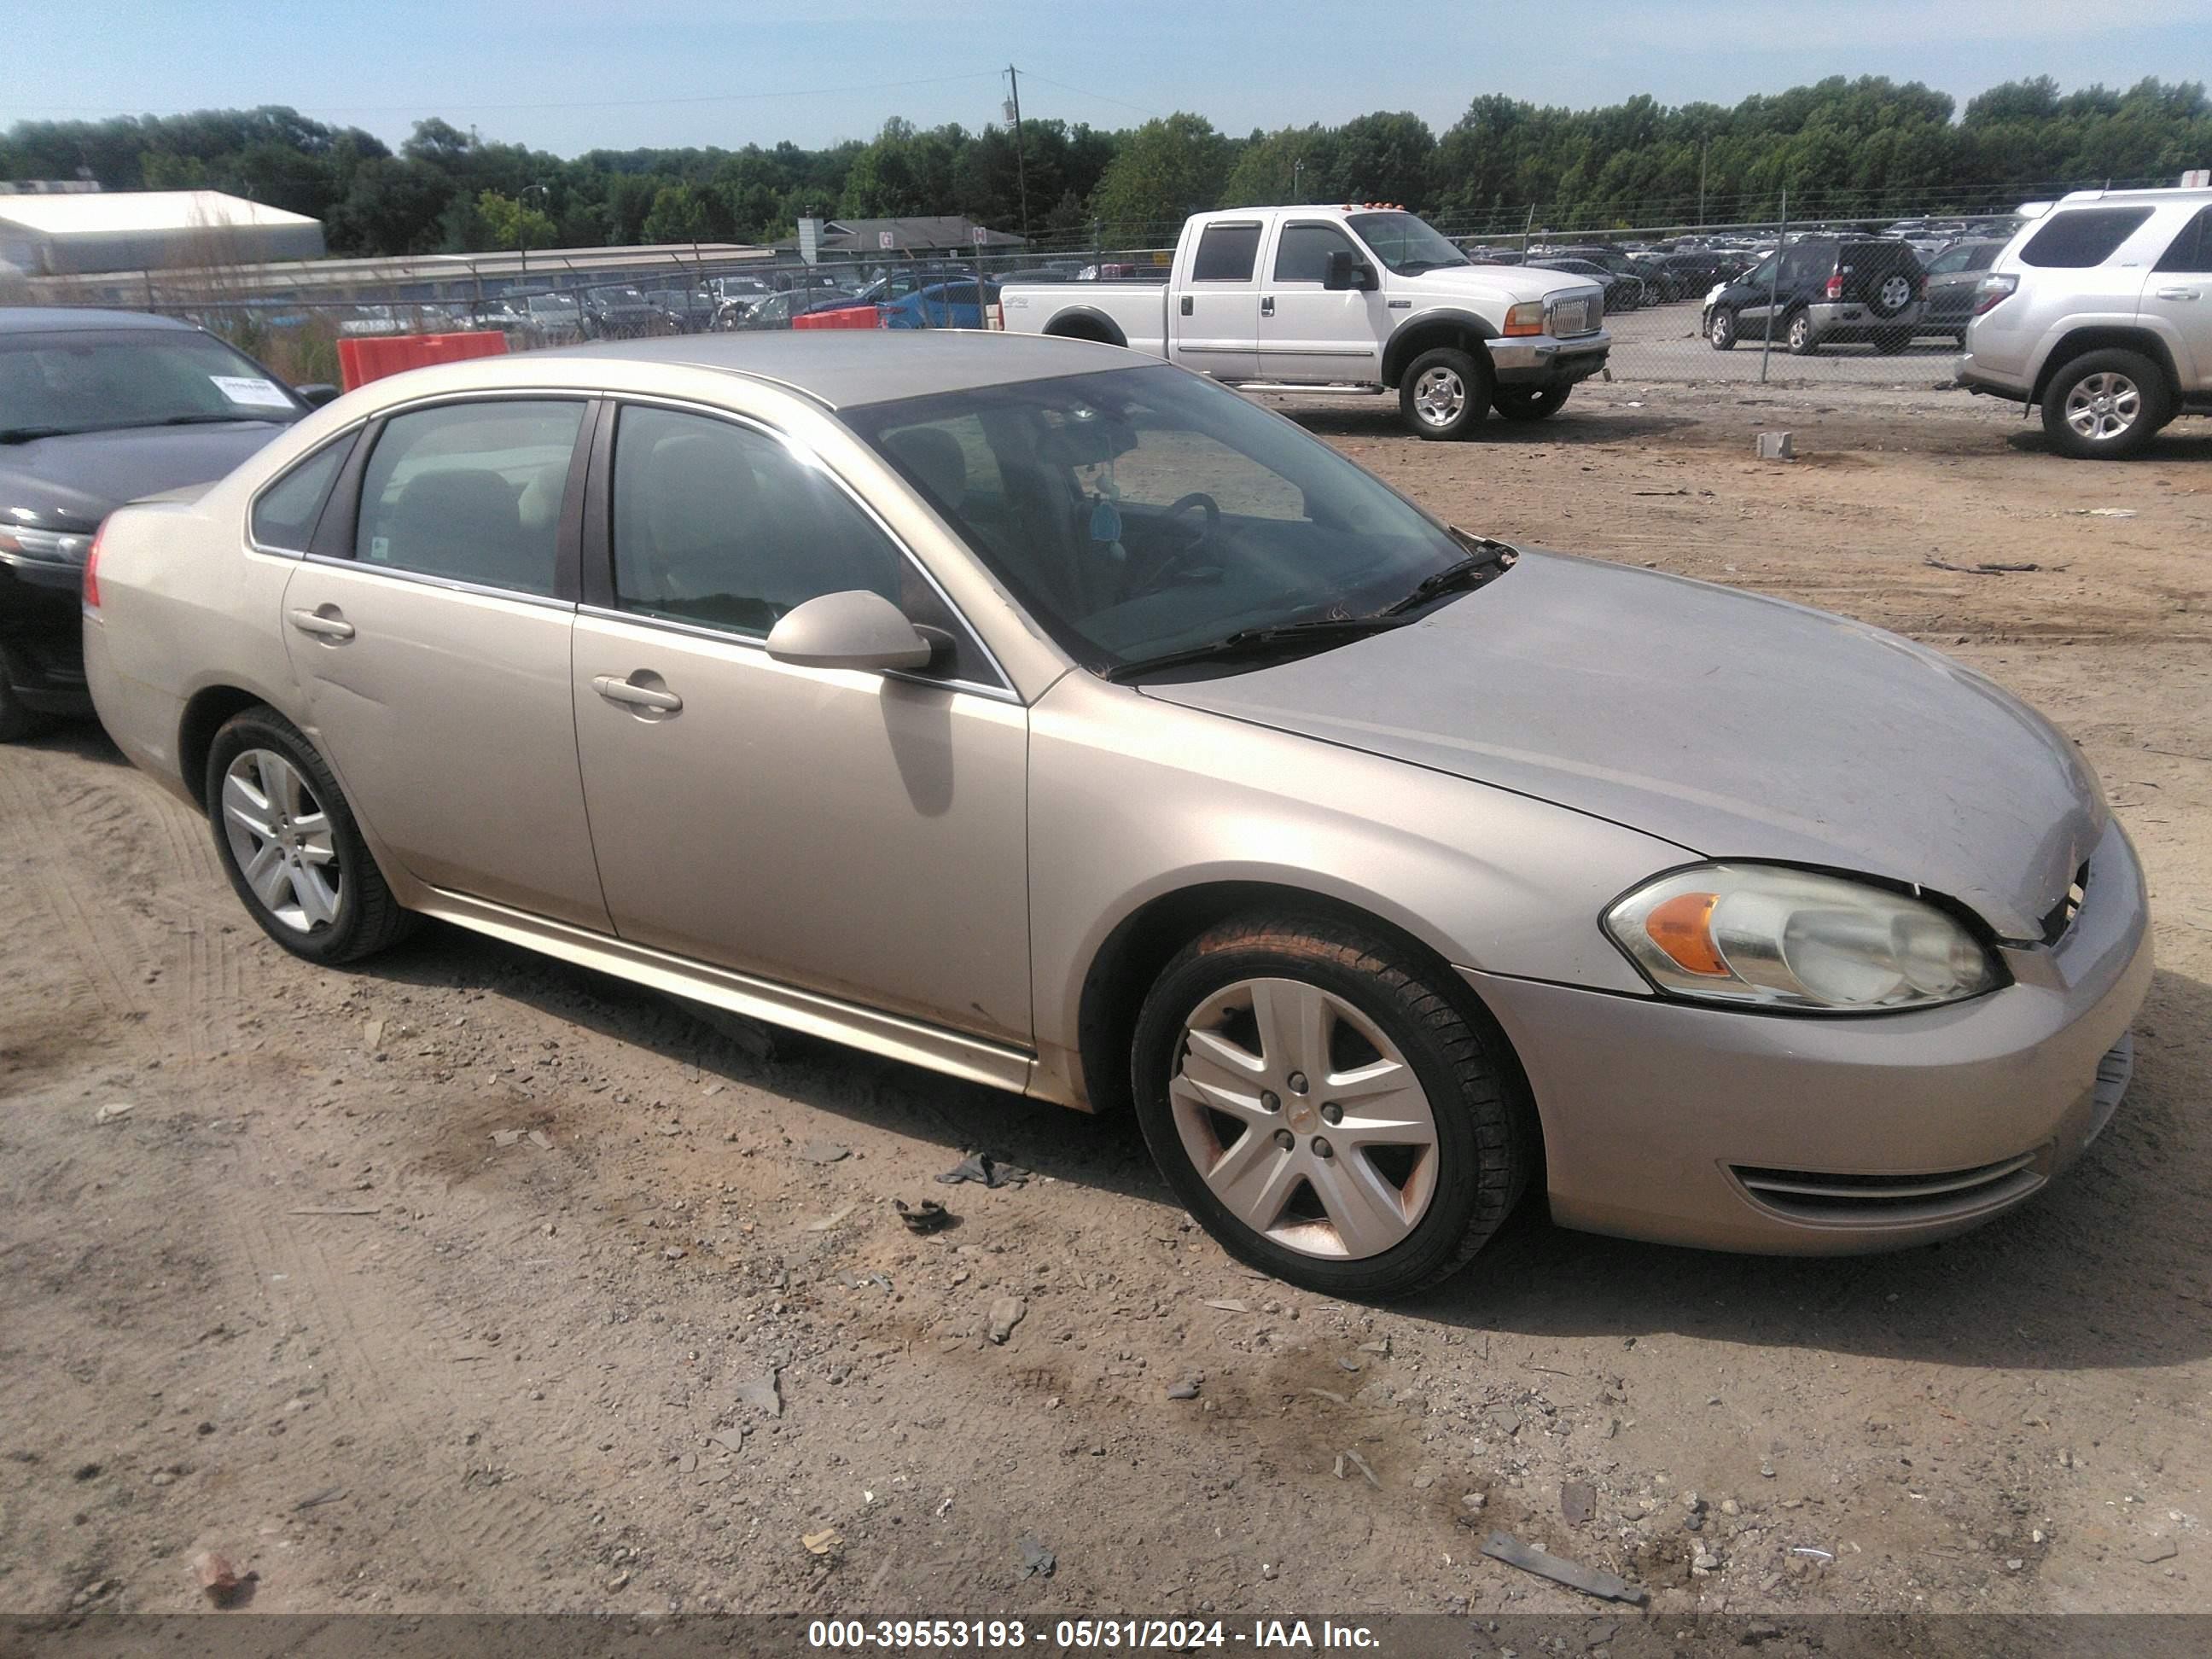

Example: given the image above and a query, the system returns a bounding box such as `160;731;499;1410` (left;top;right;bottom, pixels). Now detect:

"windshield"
0;329;301;439
845;364;1476;674
1346;212;1470;276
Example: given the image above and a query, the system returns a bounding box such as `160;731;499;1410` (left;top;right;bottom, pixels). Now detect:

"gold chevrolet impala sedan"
83;332;2148;1298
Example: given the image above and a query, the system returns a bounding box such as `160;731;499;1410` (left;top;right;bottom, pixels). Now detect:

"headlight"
1604;864;2001;1013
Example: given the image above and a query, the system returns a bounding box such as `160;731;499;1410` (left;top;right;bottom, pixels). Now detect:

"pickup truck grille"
1546;294;1601;337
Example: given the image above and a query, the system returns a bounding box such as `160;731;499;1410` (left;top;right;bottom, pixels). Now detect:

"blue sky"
6;1;2207;154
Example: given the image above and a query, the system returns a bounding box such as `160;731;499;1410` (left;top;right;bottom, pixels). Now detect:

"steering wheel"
1126;492;1221;599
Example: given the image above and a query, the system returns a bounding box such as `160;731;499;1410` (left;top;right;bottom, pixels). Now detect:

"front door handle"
592;673;683;713
1179;295;1193;317
1260;295;1275;316
288;607;354;641
2153;286;2201;300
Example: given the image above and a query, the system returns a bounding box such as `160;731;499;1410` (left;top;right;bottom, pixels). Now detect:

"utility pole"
1293;156;1304;201
1697;139;1708;227
1006;66;1030;239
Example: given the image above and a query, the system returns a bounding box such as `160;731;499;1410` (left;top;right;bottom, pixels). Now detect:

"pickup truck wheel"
1130;910;1531;1300
1493;386;1568;422
2041;350;2170;459
1400;347;1489;440
1707;308;1738;350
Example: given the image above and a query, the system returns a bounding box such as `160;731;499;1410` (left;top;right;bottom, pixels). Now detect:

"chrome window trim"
601;391;1018;698
299;550;576;614
243;418;369;559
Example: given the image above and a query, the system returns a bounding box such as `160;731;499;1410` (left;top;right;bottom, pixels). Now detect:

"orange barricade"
335;330;509;392
790;306;884;331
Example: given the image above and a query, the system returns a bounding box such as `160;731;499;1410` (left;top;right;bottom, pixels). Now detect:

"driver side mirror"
765;589;937;672
1322;251;1376;292
294;383;341;408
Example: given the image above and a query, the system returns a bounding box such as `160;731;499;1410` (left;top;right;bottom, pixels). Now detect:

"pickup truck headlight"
1604;864;2001;1013
1501;301;1545;337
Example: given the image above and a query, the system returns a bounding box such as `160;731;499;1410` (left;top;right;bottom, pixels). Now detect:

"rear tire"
1399;346;1490;440
1130;910;1532;1300
1493;385;1569;422
2040;349;2170;461
206;705;413;964
1785;310;1819;355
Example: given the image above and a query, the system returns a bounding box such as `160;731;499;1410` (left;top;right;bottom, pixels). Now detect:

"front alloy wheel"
1398;346;1488;440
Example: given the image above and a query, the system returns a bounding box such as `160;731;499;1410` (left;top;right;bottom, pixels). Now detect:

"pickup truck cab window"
1272;223;1359;283
1191;223;1262;282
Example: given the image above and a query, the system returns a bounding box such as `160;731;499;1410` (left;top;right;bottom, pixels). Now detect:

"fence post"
1522;204;1534;256
1758;188;1786;386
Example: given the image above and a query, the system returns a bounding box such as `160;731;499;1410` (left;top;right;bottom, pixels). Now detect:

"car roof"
0;306;197;336
543;329;1138;408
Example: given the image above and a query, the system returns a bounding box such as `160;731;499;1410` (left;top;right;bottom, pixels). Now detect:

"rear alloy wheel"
1493;385;1569;422
1707;308;1738;351
2041;350;2170;461
1400;346;1490;440
207;705;412;964
1870;271;1914;319
1131;911;1530;1299
1785;311;1819;354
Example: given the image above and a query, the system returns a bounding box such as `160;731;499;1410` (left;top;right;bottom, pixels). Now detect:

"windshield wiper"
158;411;284;426
1380;533;1519;616
1103;614;1407;683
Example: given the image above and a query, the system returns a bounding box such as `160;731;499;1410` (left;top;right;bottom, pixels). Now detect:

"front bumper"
1;558;95;716
1489;330;1610;387
1461;816;2152;1254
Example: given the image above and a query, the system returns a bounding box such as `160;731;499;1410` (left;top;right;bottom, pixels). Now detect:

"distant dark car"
1920;239;2006;341
1530;257;1644;311
0;308;327;738
643;288;716;333
1703;237;1929;355
1641;251;1734;303
581;285;674;340
725;288;860;330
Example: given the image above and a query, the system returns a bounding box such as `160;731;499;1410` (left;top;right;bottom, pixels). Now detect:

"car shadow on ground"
2003;425;2212;462
1278;404;1697;445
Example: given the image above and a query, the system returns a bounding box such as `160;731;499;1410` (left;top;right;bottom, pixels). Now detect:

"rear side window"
2018;208;2153;269
1191;223;1261;282
2155;208;2212;272
1272;223;1357;283
250;439;349;551
355;400;585;596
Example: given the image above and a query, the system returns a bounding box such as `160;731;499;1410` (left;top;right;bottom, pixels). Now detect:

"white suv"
1958;186;2211;458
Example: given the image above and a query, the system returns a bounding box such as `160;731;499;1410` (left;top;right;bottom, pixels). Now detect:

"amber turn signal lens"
1644;891;1728;976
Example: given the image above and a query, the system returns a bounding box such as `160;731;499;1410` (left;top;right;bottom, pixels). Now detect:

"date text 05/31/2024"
806;1619;1382;1650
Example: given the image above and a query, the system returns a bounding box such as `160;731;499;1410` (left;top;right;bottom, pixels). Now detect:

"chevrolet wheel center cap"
1287;1100;1318;1135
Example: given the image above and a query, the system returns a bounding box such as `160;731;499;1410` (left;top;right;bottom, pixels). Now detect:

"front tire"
2040;349;2169;460
1130;911;1531;1300
1707;308;1737;351
1400;346;1489;440
206;706;412;964
1493;385;1569;422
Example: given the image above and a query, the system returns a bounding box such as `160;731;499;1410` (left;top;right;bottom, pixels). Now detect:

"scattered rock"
1017;1535;1057;1579
1488;1406;1522;1437
987;1297;1027;1344
1202;1297;1250;1313
735;1370;783;1417
93;1103;135;1126
527;1129;552;1150
2138;1537;2178;1564
802;1528;841;1556
606;1569;631;1590
193;1550;244;1605
799;1139;849;1165
491;1129;522;1148
364;1018;385;1052
1561;1480;1596;1526
1166;1381;1200;1401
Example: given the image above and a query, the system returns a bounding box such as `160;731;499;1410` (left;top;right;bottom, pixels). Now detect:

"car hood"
1141;550;2103;940
1402;264;1601;307
0;421;287;528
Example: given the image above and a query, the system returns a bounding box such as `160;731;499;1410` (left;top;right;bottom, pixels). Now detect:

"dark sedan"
0;308;326;738
1922;239;2006;341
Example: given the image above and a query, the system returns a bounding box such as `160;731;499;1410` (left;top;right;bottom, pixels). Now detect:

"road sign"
878;230;895;250
971;225;988;246
2184;170;2211;188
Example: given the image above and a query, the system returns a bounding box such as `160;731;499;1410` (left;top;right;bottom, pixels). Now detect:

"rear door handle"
288;608;354;640
1260;295;1275;316
592;673;683;713
2153;286;2200;300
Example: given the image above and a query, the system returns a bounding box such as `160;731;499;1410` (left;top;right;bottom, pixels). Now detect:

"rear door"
1169;218;1263;381
2144;206;2212;393
1259;219;1382;384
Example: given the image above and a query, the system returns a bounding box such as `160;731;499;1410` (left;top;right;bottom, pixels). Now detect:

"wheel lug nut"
1321;1103;1342;1126
1287;1072;1308;1096
1313;1138;1334;1159
1260;1091;1281;1113
1273;1129;1295;1151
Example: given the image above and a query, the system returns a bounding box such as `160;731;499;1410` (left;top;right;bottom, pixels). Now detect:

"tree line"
3;73;2206;259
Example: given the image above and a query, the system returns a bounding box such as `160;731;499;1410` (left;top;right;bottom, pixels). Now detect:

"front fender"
1379;306;1499;385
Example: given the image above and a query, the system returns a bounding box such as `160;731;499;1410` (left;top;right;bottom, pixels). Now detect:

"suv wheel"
1130;911;1531;1300
1785;310;1819;355
1870;272;1914;318
1707;308;1738;351
207;705;414;964
1400;346;1490;440
2041;350;2171;460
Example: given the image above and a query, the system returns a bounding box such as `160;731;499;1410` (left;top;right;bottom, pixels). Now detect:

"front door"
1169;219;1264;382
1735;254;1781;337
1259;220;1383;384
2144;205;2212;392
569;402;1032;1044
280;396;610;931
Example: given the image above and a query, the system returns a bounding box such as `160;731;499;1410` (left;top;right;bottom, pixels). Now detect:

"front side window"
0;328;303;440
355;400;584;596
846;364;1476;673
609;405;903;638
251;439;350;551
1191;224;1261;282
2019;207;2154;269
1272;223;1359;284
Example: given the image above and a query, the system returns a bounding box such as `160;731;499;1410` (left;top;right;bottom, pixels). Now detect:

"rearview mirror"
1322;251;1375;291
765;589;935;672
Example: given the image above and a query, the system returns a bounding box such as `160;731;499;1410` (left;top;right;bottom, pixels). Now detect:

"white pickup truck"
997;205;1610;438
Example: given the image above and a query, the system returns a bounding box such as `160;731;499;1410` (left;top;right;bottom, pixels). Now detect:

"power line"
1016;73;1162;120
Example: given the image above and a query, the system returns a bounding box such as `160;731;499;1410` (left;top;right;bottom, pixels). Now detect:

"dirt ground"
2;380;2207;1630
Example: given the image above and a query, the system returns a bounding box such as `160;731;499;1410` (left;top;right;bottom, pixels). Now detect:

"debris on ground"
1560;1479;1596;1525
491;1129;522;1148
1202;1297;1251;1313
93;1103;135;1125
987;1296;1027;1344
937;1151;1031;1188
802;1528;841;1556
804;1202;859;1232
1480;1532;1647;1604
2139;1537;2179;1563
364;1018;385;1052
1342;1449;1381;1489
708;1428;748;1453
1790;1546;1836;1562
1924;556;2041;575
2080;507;2138;518
1166;1380;1200;1401
1755;431;1796;460
193;1550;245;1605
799;1139;849;1165
735;1369;783;1417
527;1129;552;1150
1017;1535;1057;1579
894;1198;952;1234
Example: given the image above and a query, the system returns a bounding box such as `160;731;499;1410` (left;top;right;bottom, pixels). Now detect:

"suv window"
2019;207;2154;269
1272;222;1358;283
2155;207;2212;272
251;438;349;551
1778;243;1830;289
610;405;905;639
355;400;585;596
1191;223;1261;282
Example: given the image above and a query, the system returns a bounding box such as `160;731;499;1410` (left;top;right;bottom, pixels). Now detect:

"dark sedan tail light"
83;523;104;611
